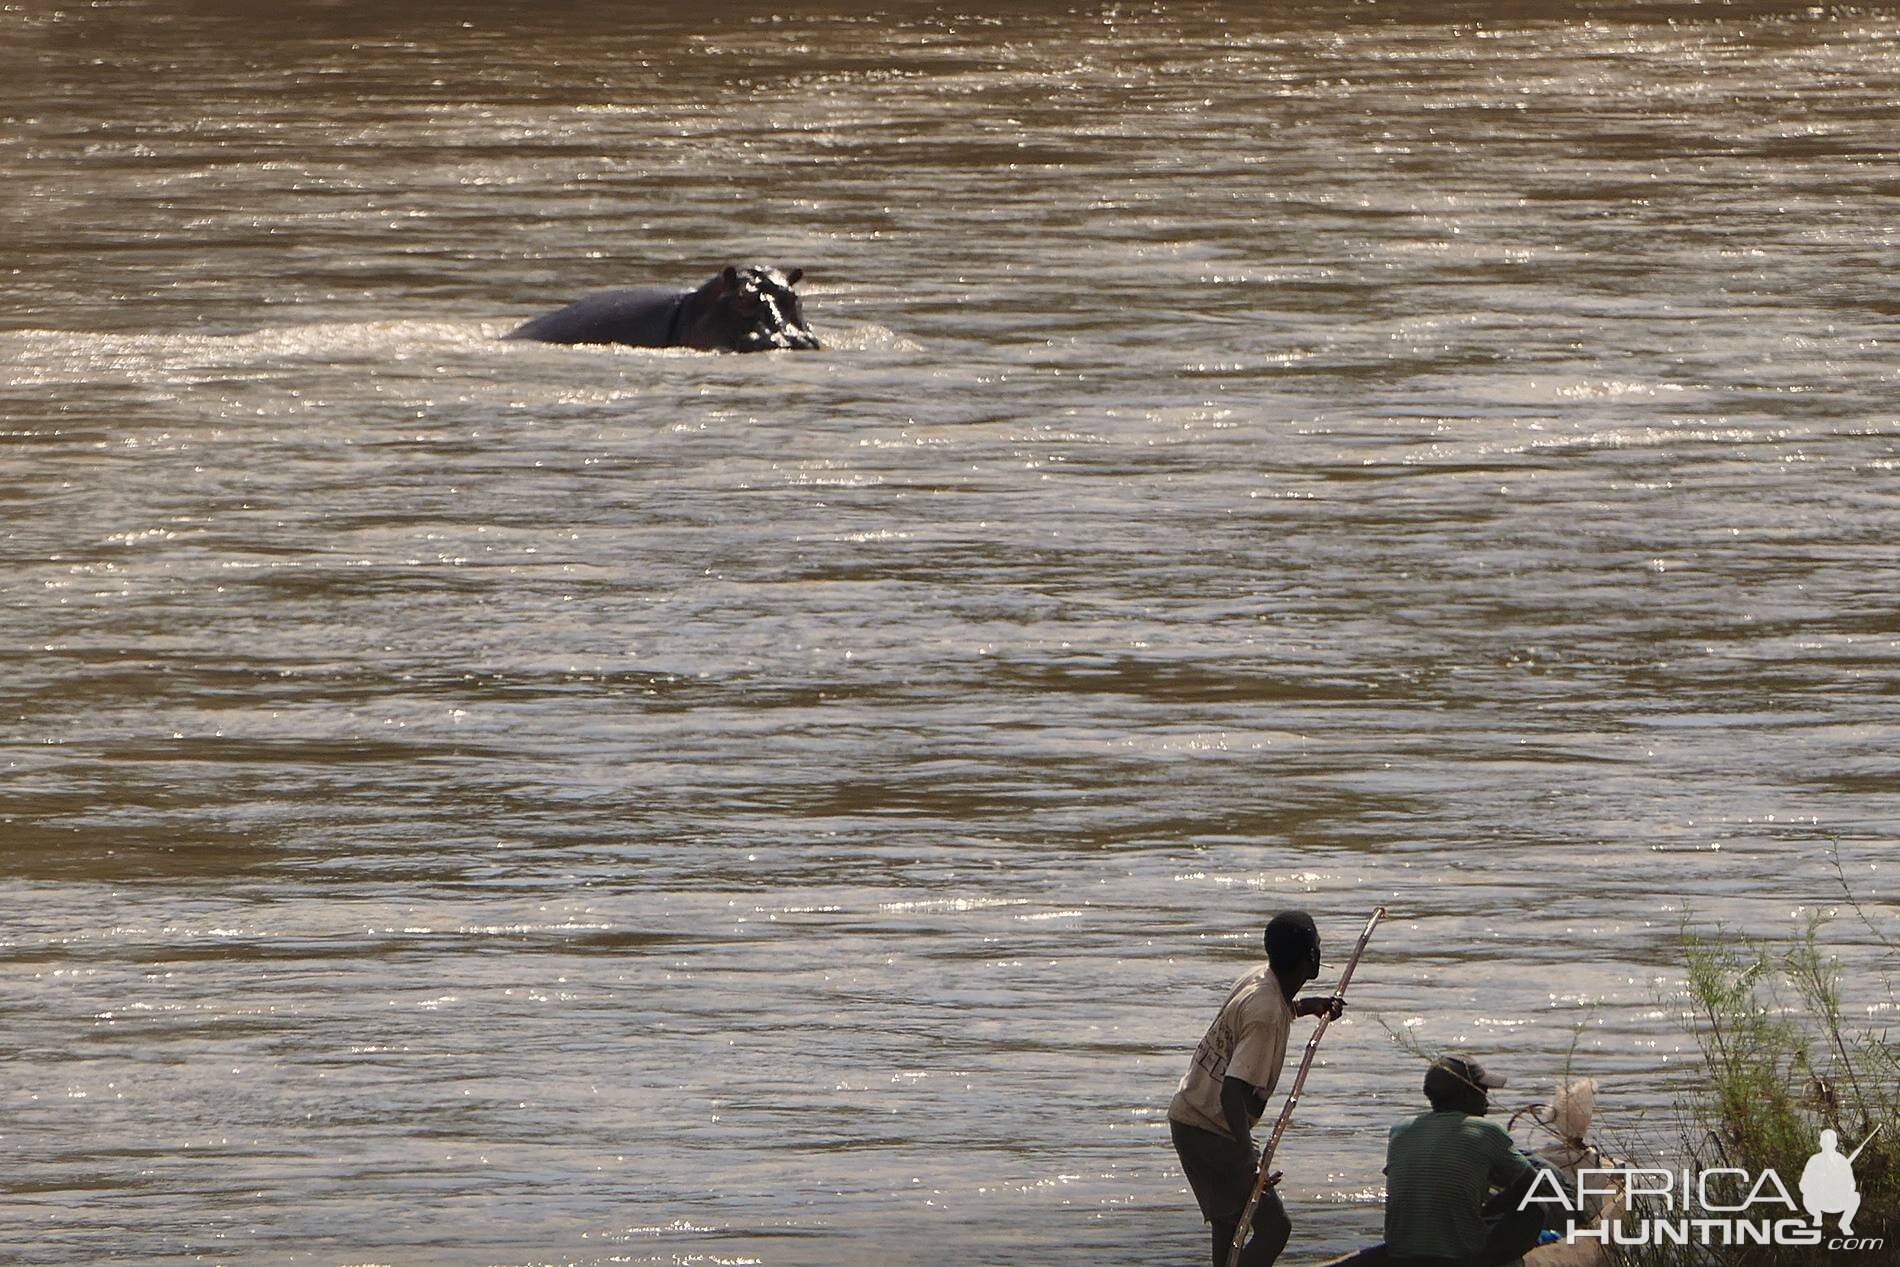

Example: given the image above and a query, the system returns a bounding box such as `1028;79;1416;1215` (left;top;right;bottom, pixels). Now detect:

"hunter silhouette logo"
1801;1125;1879;1236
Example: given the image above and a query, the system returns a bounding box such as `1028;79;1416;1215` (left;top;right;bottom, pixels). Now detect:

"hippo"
502;265;819;352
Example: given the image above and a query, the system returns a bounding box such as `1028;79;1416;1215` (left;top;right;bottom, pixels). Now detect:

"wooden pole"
1226;906;1387;1267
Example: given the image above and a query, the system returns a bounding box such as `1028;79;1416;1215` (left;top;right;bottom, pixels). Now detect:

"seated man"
1381;1055;1549;1267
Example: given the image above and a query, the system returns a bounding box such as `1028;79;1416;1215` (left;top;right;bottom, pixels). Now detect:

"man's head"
1820;1129;1839;1152
1264;911;1321;986
1423;1054;1507;1117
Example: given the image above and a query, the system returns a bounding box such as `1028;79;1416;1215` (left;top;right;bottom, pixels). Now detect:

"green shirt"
1384;1110;1535;1261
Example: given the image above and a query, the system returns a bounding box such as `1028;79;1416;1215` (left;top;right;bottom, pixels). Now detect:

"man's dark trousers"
1172;1119;1293;1267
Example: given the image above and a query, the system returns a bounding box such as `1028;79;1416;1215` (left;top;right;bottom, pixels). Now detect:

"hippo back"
502;287;684;346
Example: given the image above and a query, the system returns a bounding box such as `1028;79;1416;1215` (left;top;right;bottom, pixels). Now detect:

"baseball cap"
1425;1054;1508;1100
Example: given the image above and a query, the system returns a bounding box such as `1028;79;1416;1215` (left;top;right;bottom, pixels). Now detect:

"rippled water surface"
4;3;1898;1264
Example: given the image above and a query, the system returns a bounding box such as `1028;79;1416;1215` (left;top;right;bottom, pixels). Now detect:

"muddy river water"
3;2;1897;1264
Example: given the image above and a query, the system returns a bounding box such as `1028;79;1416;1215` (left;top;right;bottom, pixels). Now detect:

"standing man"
1170;910;1346;1267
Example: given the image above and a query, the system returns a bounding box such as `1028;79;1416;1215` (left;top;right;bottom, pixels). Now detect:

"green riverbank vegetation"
1611;906;1897;1266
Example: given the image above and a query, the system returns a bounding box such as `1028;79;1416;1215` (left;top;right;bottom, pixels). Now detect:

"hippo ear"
721;266;740;289
785;268;803;287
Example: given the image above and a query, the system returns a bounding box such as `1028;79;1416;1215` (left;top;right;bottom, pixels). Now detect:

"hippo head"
688;265;819;352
